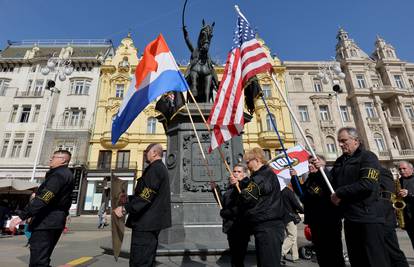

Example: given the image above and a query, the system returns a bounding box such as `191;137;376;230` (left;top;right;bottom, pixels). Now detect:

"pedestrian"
220;163;251;267
97;203;107;229
397;161;414;250
241;147;285;267
281;184;304;263
315;127;390;267
114;143;171;267
379;166;409;267
291;156;344;267
0;199;10;234
9;150;74;267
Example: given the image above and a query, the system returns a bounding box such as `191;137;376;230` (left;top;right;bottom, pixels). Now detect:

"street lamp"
30;50;73;182
317;61;346;126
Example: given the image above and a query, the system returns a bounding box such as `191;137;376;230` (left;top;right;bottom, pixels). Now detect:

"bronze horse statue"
183;20;219;103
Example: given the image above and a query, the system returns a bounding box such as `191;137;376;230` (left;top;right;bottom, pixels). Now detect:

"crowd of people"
6;127;414;267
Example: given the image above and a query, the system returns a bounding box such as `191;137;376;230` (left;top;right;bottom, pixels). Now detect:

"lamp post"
317;61;346;127
30;51;73;182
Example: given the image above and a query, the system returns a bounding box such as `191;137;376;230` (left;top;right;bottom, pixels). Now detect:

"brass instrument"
391;176;406;229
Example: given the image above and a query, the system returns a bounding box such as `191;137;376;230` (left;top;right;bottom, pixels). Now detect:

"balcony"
258;131;283;147
386;116;403;127
366;117;381;125
15;90;44;98
87;161;137;171
399;149;414;157
371;85;409;99
378;150;390;158
100;131;129;149
319;119;336;128
48;120;91;130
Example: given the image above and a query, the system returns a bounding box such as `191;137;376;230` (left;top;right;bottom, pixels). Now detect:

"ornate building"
83;35;295;213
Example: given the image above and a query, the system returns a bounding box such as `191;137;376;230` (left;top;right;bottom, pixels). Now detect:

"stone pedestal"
158;103;250;244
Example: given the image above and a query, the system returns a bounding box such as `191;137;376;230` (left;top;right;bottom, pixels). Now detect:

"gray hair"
398;161;414;169
234;163;249;175
338;127;359;141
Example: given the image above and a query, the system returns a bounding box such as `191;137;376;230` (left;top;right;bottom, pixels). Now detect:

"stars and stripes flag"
207;8;273;152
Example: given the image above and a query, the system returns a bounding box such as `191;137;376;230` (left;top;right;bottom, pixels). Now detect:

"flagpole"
270;73;335;193
187;90;241;193
184;102;223;209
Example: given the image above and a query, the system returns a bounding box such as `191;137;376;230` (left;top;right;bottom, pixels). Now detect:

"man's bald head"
145;143;163;164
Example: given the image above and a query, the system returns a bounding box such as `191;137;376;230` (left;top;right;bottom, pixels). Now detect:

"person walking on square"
9;150;74;267
315;127;390;267
220;163;251;267
241;147;285;267
114;143;171;267
397;161;414;250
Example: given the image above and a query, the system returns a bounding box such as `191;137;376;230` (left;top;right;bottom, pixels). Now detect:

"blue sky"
0;0;413;63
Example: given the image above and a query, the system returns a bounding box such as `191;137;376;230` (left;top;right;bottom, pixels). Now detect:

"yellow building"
82;35;294;213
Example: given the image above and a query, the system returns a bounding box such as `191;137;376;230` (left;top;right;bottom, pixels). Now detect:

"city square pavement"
1;216;414;266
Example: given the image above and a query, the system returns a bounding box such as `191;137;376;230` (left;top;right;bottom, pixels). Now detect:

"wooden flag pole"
187;90;241;193
270;72;334;193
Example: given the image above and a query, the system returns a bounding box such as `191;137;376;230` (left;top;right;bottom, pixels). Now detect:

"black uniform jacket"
241;165;284;225
281;187;304;225
400;174;414;223
379;167;396;227
220;177;250;234
125;159;172;231
292;169;341;225
19;165;74;230
332;146;382;223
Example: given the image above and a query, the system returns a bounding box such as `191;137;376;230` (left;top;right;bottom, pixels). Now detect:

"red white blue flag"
208;8;273;152
112;34;189;144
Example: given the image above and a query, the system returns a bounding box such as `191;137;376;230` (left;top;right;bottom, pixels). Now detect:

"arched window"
326;136;337;154
147;117;157;134
294;78;304;91
374;133;386;152
266;114;275;132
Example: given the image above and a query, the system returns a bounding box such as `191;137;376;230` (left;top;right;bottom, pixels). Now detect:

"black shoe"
280;260;286;266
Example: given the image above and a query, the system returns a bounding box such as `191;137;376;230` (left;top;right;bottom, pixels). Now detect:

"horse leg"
190;72;198;100
204;75;212;103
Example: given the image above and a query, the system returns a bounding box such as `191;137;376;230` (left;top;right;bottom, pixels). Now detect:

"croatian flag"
111;34;189;144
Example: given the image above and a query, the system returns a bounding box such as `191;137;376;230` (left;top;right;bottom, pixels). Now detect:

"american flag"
208;10;273;152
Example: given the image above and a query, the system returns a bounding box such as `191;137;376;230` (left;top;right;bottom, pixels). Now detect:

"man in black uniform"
397;161;414;250
291;155;344;266
379;167;409;267
318;127;390;267
241;147;285;267
220;163;250;267
114;143;171;267
10;150;74;267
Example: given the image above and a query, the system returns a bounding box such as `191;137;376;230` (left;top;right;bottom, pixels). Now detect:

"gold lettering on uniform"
366;168;379;181
40;191;55;203
312;186;321;194
246;182;256;193
139;187;156;202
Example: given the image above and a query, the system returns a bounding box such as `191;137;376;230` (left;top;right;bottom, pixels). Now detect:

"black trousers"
252;221;284;267
309;221;345;267
344;220;390;267
130;229;160;267
227;227;250;267
29;229;62;267
404;221;414;250
383;225;409;267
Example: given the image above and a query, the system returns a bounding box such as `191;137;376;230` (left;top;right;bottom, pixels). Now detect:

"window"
70;79;91;95
9;105;18;123
365;102;376;118
115;84;124;98
19;105;31;123
394;75;405;89
319;105;331;121
32;105;40;122
356;75;366;88
298;106;310;122
64;108;86;126
98;150;112;169
11;134;24;158
24;134;34;157
262;84;272;98
340;106;350;122
405;105;414;119
313;79;322;92
326;137;337;154
266;114;275;131
116;151;130;169
34;80;44;96
409;79;414;88
294;78;303;91
1;133;10;158
147;117;157;134
263;149;271;161
374;133;386;152
0;79;9;96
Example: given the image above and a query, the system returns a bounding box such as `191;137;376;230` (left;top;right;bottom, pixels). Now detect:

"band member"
114;143;171;267
220;163;250;267
10;150;74;267
397;161;414;250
